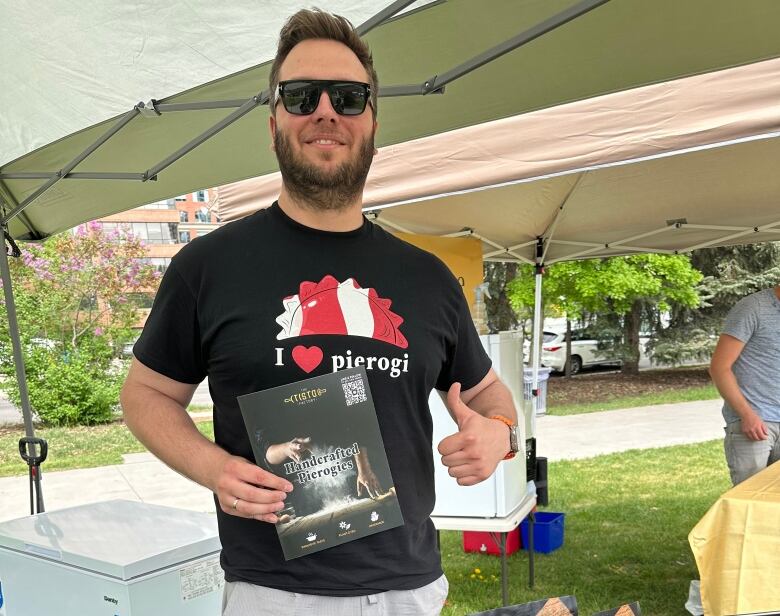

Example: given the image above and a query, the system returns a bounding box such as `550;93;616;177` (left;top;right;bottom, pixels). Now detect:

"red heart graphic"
292;345;323;373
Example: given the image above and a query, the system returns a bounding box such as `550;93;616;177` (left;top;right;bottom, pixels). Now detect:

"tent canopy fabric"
0;0;435;165
214;57;780;262
2;0;780;242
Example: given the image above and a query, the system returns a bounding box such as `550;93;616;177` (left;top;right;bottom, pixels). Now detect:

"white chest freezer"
0;500;222;616
431;331;534;518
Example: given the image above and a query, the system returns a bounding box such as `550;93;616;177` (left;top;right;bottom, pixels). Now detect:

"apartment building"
98;189;221;327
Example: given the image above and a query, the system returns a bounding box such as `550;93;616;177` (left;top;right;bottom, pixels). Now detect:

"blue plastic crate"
520;511;564;554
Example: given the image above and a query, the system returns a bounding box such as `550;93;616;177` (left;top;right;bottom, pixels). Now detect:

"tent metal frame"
420;218;780;267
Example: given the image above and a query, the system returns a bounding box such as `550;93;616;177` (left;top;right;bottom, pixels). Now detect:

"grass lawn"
441;439;729;615
0;422;214;477
546;367;720;416
548;384;719;416
187;404;212;413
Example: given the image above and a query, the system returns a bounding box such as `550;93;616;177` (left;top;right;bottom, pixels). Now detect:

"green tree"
508;254;703;374
651;242;780;364
0;222;159;425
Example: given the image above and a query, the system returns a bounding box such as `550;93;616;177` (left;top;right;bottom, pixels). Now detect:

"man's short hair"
269;8;379;117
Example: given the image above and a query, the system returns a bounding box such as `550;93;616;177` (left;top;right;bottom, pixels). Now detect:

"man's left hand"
437;382;510;486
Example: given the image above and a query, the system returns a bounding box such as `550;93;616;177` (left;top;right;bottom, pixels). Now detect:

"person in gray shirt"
710;285;780;485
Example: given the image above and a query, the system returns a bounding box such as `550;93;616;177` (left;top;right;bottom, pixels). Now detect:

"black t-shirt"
134;202;491;596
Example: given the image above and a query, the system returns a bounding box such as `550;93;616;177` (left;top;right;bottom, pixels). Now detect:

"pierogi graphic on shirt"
274;275;409;376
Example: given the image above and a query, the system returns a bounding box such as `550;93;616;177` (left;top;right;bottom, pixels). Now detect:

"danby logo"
104;595;119;605
284;388;327;405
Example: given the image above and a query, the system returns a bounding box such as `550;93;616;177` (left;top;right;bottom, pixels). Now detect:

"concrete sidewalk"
0;398;725;523
535;398;724;461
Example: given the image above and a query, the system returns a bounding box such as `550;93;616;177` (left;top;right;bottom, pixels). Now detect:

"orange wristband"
489;415;516;460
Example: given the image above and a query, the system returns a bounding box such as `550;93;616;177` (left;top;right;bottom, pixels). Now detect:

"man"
709;285;780;485
121;9;519;616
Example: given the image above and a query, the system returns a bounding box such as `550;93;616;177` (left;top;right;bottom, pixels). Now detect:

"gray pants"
724;420;780;485
222;575;449;616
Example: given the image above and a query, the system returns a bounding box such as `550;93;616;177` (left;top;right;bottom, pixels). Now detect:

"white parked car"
538;329;621;375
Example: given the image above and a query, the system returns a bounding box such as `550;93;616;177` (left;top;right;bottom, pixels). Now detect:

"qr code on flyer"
341;375;367;406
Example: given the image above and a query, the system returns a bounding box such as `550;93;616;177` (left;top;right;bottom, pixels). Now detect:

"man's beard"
274;129;374;212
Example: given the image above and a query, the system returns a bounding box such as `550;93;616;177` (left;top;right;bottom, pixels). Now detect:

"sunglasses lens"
279;81;369;116
330;83;368;115
281;82;322;115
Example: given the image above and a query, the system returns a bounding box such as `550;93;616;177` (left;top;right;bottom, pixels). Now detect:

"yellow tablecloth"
689;460;780;615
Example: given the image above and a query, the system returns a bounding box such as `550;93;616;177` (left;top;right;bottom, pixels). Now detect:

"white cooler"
0;500;222;616
431;331;533;518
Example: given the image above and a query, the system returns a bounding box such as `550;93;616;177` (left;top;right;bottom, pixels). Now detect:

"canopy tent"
2;0;780;509
2;0;780;241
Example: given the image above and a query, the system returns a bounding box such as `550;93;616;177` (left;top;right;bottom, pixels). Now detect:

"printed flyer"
238;367;404;560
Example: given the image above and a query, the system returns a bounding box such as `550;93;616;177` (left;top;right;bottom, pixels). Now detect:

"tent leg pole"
1;231;45;512
530;240;545;424
0;235;35;438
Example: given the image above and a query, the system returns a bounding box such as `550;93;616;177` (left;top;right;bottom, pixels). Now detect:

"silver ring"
231;497;240;511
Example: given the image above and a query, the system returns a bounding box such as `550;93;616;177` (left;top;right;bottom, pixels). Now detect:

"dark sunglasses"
274;80;372;116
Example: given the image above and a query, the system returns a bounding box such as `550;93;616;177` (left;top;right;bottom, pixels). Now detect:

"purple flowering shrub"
0;223;159;425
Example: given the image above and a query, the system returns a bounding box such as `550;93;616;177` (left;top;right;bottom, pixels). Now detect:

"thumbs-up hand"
437;382;511;486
